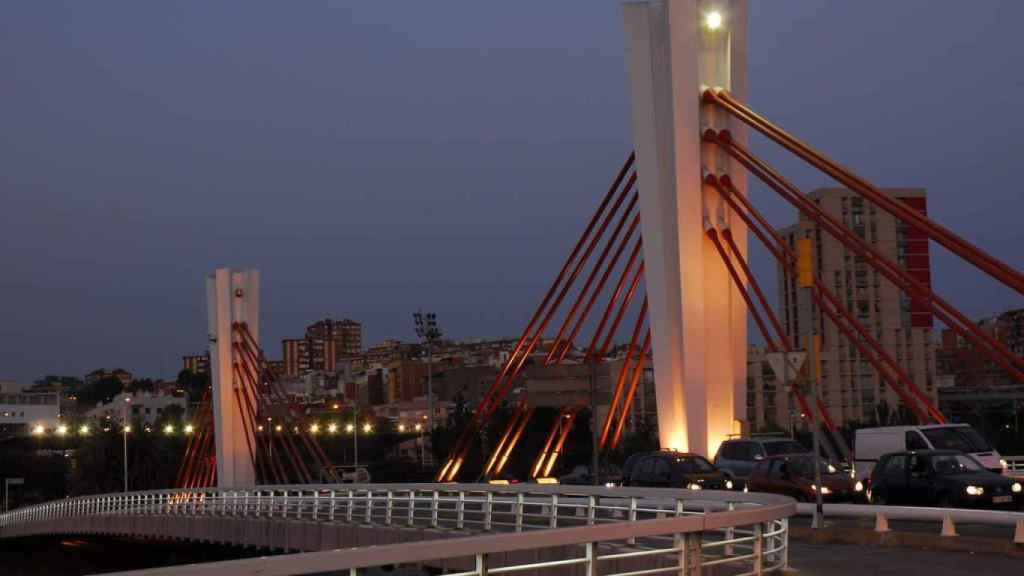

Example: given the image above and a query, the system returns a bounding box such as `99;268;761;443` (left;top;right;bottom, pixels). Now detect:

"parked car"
713;437;809;482
868;450;1023;509
558;464;623;486
854;424;1005;483
746;454;863;502
622;451;733;490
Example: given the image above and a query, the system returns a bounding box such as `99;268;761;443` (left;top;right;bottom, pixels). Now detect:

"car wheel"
872;490;887;505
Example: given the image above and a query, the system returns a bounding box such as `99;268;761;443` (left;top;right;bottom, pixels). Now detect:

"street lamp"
414;310;442;467
122;396;131;493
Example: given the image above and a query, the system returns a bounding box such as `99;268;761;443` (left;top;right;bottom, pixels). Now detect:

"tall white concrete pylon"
206;268;259;488
623;0;748;456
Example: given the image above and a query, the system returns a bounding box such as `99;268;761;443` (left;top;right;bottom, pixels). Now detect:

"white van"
853;424;1005;482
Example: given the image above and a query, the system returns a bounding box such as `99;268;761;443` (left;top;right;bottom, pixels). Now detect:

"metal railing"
0;483;794;575
1004;455;1024;474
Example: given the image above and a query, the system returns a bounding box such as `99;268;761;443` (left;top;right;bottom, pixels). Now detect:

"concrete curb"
790;525;1024;558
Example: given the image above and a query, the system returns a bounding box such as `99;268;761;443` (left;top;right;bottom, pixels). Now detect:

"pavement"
789;541;1022;575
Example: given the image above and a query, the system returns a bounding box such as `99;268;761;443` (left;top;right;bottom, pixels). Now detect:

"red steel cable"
546;193;640;364
596;261;646;360
712;131;1024;382
558;212;643;364
494;404;536;477
707;89;1024;296
722;229;792;350
444;170;639;481
610;330;652;450
708;228;779;353
598;297;648;450
708;176;866;431
586;240;643;361
531;412;566;479
712;170;943;423
483;396;528;477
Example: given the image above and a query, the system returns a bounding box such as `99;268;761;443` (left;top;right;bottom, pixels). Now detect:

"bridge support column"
623;0;748;456
207;268;258;488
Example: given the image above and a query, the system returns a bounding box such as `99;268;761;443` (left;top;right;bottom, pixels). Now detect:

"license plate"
993;495;1012;504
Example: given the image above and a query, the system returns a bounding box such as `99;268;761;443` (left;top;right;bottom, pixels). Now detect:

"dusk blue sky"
2;1;1022;383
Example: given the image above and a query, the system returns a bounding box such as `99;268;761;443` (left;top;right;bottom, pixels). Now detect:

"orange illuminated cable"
542;409;579;477
494;405;536;477
531;413;565;479
598;297;647;450
610;331;651;450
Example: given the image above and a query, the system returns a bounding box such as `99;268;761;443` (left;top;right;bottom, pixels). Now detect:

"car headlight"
1000;459;1008;470
854;480;864;492
687;483;702;491
604;482;617;488
811;484;832;495
965;485;984;496
1012;482;1022;494
725;479;734;490
827;464;837;474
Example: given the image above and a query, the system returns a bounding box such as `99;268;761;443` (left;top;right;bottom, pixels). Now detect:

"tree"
176;369;210;403
76;376;124;408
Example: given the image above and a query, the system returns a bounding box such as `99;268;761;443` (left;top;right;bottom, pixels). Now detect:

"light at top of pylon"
705;10;723;30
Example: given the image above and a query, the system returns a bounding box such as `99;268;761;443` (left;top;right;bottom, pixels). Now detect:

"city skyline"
3;1;1024;382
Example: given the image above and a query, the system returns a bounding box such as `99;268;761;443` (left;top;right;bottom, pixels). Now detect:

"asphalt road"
789;541;1021;575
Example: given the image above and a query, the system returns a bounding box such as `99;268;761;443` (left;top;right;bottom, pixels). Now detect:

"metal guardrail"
0;483;794;575
1004;455;1024;474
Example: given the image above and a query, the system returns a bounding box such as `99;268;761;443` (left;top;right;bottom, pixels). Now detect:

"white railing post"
457;491;465;530
588;495;596;525
725;501;735;556
313;491;319;521
753;522;764;575
628;497;638;545
329;490;336;521
407;490;415;526
585;541;597;576
484;492;493;531
347;489;355;523
386;491;393;526
515;493;524;532
476;552;489;576
550;494;558;528
365;490;373;524
431;491;439;528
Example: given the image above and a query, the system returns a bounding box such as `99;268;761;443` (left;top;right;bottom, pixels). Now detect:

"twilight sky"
2;1;1023;383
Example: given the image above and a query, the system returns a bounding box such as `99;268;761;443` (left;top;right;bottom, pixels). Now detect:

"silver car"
713;438;809;481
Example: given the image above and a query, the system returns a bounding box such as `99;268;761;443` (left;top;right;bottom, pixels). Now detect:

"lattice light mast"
413;311;443;448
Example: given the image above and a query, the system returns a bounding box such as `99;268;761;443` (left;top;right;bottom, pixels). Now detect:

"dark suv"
869;450;1023;509
713;438;809;481
622;451;732;490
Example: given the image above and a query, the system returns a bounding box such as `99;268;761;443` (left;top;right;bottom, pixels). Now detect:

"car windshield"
676;456;715;473
790;457;840;477
930;453;986;475
922;427;992;452
763;441;807;456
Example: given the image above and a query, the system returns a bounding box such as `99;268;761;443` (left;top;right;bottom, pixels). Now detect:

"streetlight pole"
798;237;824;529
122;396;131;493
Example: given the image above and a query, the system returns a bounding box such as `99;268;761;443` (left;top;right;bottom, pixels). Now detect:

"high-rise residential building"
775;187;937;426
182;354;210;374
306;318;363;359
282;337;337;377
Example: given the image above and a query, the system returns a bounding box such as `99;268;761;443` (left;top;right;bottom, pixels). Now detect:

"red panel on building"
900;197;933;328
